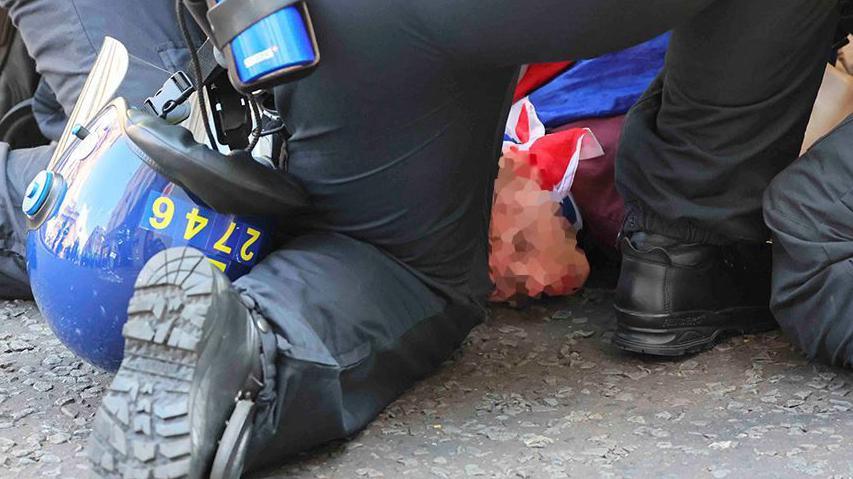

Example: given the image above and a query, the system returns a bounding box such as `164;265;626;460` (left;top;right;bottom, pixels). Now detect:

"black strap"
144;40;223;119
207;0;301;49
144;40;256;151
188;39;223;88
183;0;215;40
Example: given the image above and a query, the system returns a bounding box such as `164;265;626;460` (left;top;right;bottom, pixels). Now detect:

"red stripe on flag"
513;62;574;102
515;104;531;144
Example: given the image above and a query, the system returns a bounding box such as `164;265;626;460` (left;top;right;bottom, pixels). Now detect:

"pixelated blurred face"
489;152;589;303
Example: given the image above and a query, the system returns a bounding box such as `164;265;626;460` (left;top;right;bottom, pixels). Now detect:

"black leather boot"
88;247;267;479
613;232;777;356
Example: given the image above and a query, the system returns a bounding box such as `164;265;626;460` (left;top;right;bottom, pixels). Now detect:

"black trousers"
0;0;840;470
618;1;839;244
242;0;839;469
764;115;853;368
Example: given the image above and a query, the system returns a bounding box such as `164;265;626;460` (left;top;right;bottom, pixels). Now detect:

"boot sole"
88;247;222;479
613;307;778;357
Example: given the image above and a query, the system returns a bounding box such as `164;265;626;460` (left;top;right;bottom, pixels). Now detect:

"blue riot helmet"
23;39;281;371
182;0;319;93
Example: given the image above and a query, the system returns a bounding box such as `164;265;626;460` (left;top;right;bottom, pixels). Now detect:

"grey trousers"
0;0;199;298
764;115;853;368
0;0;841;472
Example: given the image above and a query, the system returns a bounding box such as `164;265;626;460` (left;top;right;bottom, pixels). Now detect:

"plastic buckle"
143;71;195;121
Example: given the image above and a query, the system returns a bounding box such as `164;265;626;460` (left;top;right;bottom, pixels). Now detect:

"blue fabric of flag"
528;33;670;128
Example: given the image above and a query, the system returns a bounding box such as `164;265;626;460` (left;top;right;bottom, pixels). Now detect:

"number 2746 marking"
145;195;263;265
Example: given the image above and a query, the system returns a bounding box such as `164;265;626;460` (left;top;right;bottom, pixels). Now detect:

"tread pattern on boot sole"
88;248;217;479
613;316;779;357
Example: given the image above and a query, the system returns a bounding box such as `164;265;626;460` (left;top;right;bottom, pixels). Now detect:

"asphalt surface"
0;290;851;478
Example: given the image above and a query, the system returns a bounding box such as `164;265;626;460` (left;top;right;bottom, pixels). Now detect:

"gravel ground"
0;290;850;478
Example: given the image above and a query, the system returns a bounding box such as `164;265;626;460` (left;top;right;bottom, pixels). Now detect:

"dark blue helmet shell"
26;100;271;371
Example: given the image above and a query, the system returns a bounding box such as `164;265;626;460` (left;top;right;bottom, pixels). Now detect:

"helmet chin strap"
176;0;219;148
149;8;259;154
